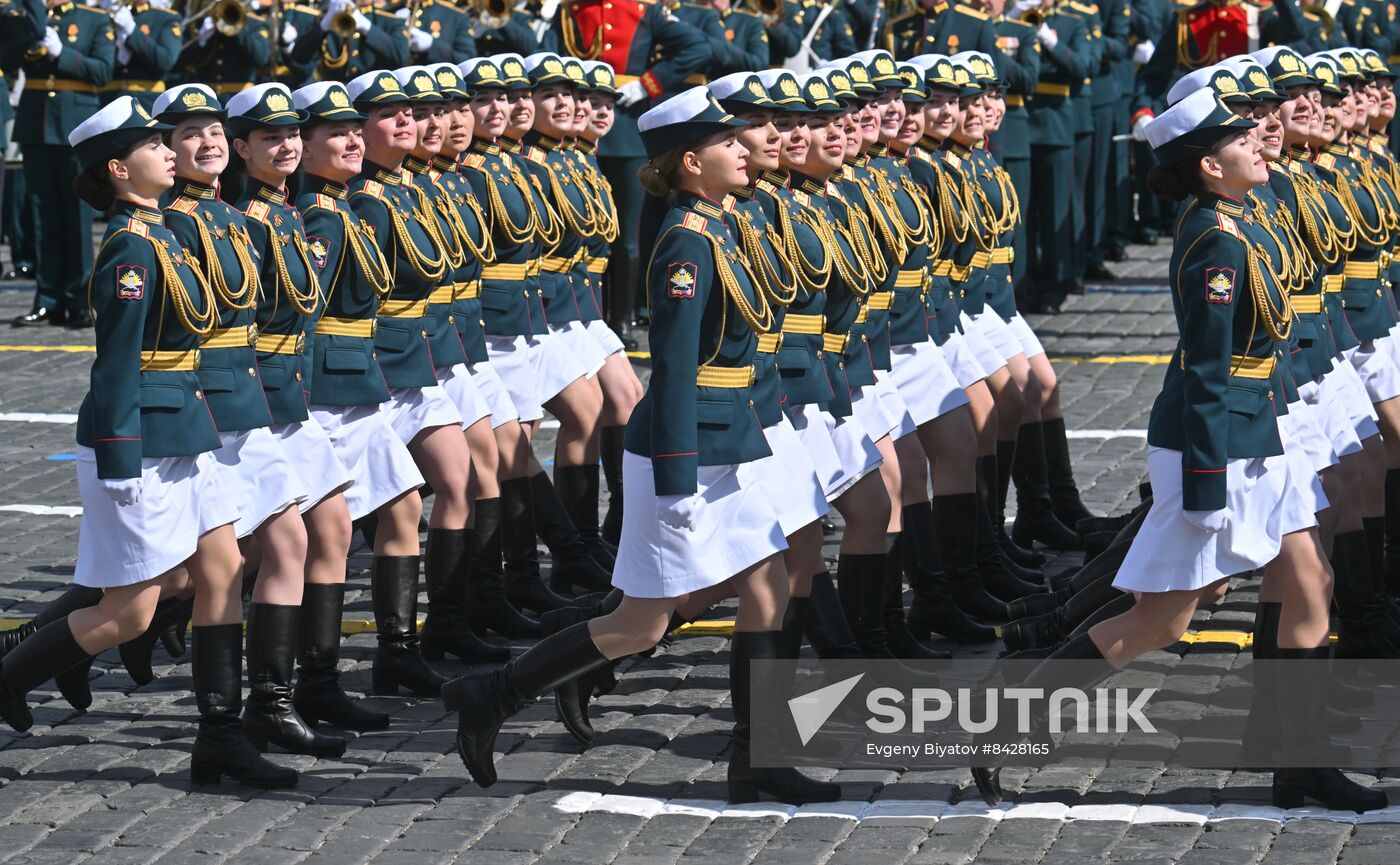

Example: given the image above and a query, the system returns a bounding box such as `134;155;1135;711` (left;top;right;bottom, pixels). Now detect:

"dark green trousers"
1085;102;1117;269
1026;143;1074;305
1005;154;1031;298
1071;130;1092;280
2;165;36;270
24;144;93;314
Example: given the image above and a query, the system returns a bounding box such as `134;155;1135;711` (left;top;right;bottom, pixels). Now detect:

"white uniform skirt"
1280;396;1338;475
485;334;545;423
791;403;884;500
467;360;520;428
1112;440;1322;594
852;378;910;441
551;320;609;380
213;427;309;538
585;318;627;357
941;330;989;389
436;363;493;428
382;385;463;445
1347;339;1400;403
1299;372;1364;459
888;338;970;426
1330;354;1383;441
971;310;1025;361
1276;408;1331;513
533;326;590;402
959;311;1009;374
612;452;788;598
74;446;240;588
309;403;425;521
268;418;354;511
1006;313;1047;359
757;414;830;535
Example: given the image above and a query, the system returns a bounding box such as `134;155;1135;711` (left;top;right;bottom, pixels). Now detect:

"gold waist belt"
587;257;608;274
970;251;991;268
379;298;429;319
931;260;953;277
256;332;307;355
781;313;825;335
540;255;574;273
991;248;1015;264
855;307;869;324
1291;294;1324;315
1035;82;1071;97
1323;274;1345;293
822;332;849;354
894;269;926;289
867;291;894;310
202;324;257;349
696;365;755;388
1344;260;1382;279
316;316;376;338
24;79;97;93
459;280;481;299
1228;353;1277;380
103;79;167;92
755;333;783;353
140;349;199;372
1005;95;1025;107
429;285;458;305
483;262;530;280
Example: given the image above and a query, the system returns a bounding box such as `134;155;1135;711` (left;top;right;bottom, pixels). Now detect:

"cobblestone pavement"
0;240;1396;865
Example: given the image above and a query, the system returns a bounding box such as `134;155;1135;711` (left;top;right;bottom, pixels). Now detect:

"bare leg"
409;424;474;529
248;506;309;606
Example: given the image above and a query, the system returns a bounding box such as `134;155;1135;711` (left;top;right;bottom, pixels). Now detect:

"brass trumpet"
468;0;511;30
752;0;784;26
180;0;246;44
328;6;358;37
1019;7;1044;26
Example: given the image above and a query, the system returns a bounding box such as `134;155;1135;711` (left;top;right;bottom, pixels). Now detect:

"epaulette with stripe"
680;212;709;233
76;3;106;12
313;193;338;211
358;180;385;198
1216;212;1240;237
463;153;487;169
793;190;810;206
755;178;780;195
286;3;320;13
168;196;199;216
244;200;271;223
954;4;988;18
524;146;547;165
1316;152;1337;171
124;218;150;238
722;195;735;213
1067;1;1098;14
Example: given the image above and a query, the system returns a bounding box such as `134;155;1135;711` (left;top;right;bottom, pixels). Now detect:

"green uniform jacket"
290;5;408;83
905;142;962;345
1026;6;1086;147
77;201;222;479
165;179;274;433
719;7;769;74
8;1;114;145
177;10;271;88
796;0;857;60
992;16;1039;161
623;192;772;496
238;180;319;426
1091;0;1129;106
404;156;471;371
793;171;865;417
459;138;550;337
1146;194;1288;511
520;134;598;324
107;3;181;106
1059;1;1100;133
296;176;393;408
432;155;492;366
971;144;1019;320
474;9;544;55
350;161;445;389
885;0;997;61
1315;144;1397;342
729;184;788;428
410;0;477;64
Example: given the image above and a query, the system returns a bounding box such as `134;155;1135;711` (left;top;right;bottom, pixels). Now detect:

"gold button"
523;290;529;297
838;361;845;369
479;319;486;327
372;353;377;360
447;315;455;323
748;400;755;408
1378;290;1384;297
1267;390;1274;399
248;368;257;377
195;391;203;400
421;330;429;338
605;22;612;29
604;42;612;49
295;372;303;381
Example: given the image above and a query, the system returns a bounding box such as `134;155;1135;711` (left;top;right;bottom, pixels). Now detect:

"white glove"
1008;0;1039;18
394;5;410;16
409;26;432;51
100;477;143;507
1183;508;1228;534
320;0;352;31
281;22;297;45
1036;24;1057;50
1133;39;1154;65
353;9;372;32
657;493;702;531
41;26;62;58
112;6;136;37
616;79;647;107
198;16;214;46
1131;113;1152;141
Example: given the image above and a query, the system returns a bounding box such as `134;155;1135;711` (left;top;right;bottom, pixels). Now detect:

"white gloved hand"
1131;113;1152;141
100;477;143;507
1008;0;1039;17
408;26;432;51
1183;508;1228;534
41;26;62;58
394;5;410;16
198;16;214;45
1036;24;1057;50
657;493;702;531
112;6;136;37
117;43;132;64
320;0;352;31
281;22;297;45
353;9;372;33
616;79;647;107
1133;39;1154;65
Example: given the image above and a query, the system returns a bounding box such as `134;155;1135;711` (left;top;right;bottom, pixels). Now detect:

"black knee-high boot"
1361;516;1400;630
442;621;611;787
1042;416;1096;529
1331;529;1400;658
1002;566;1125;652
836;552;891;658
0;585;103;711
901;502;997;643
1270;645;1387;812
884;534;950;660
932;494;1009;624
531;471;614;592
1009;519;1138;619
971;633;1115;805
370;556;450;696
1385;469;1400;595
119;596;196;686
1010;421;1081;550
977;456;1043;585
554;465;616;567
190;623;298;789
0;618;91;731
727;630;842;805
600;427;626;547
293;583;390;731
243;603;348;757
420;528;510;663
994;440;1042;567
500;477;577;613
464;496;542;637
544;589;625;747
802;571;866;657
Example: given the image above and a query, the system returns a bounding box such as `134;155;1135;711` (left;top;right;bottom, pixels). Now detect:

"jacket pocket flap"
374;321;417;352
198;367;235;393
140;383;186;410
696;398;734;427
324;347;369;373
480;287;514;313
776;344;810;372
257;358;293;390
1225;384;1267;416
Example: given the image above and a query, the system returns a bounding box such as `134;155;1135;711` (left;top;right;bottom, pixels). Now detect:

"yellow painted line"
1049;354;1174;365
0;345;94;353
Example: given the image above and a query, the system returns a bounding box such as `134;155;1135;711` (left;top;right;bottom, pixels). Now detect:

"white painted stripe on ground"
0;505;81;517
0;412;79;424
551;792;1400;825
